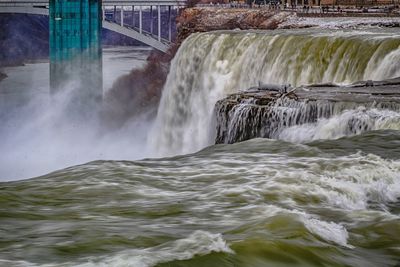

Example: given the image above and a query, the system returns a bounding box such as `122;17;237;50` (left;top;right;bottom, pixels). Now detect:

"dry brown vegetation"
102;46;178;128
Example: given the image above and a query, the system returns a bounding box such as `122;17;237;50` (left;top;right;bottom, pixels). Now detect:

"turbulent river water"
1;29;400;266
1;133;400;267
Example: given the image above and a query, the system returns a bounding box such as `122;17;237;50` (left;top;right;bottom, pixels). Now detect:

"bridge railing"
0;0;186;52
103;0;186;6
0;0;186;6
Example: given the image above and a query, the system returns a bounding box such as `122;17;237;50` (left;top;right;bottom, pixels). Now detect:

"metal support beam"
158;5;161;42
168;5;171;42
150;5;153;35
139;5;142;34
120;6;124;26
103;21;169;52
132;6;135;28
113;5;116;22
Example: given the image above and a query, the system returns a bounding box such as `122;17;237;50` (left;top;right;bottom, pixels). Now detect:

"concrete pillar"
121;7;124;26
49;0;102;102
139;6;142;33
158;5;161;42
168;6;172;42
102;6;105;21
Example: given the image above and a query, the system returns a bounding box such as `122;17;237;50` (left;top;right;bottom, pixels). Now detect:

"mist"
0;47;155;181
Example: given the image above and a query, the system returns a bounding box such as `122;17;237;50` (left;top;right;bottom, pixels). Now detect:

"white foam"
256;206;352;247
295;153;400;211
76;230;233;267
278;108;400;143
0;260;39;267
0;231;232;267
302;217;352;248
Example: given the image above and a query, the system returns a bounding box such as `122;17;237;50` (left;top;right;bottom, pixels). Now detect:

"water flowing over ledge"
214;81;400;144
150;29;400;156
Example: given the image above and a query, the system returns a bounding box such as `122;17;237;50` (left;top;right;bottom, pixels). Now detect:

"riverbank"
281;14;400;28
177;7;400;40
176;8;290;43
298;12;400;17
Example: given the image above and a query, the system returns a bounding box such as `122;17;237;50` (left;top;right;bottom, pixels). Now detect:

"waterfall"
150;29;400;156
215;97;400;144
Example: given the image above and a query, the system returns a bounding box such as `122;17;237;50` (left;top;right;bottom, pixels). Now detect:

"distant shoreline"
0;58;48;83
0;57;49;69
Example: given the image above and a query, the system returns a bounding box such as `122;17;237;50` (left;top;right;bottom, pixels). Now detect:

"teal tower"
49;0;103;107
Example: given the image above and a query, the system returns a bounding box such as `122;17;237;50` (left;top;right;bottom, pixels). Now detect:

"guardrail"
0;0;187;6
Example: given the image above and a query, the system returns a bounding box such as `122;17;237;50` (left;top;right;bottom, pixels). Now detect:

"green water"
1;130;399;267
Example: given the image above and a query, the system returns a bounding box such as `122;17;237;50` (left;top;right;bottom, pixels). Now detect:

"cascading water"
215;97;400;144
151;29;400;156
279;107;400;142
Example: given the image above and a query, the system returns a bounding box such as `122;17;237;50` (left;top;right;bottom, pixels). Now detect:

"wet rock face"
214;82;400;144
214;92;320;144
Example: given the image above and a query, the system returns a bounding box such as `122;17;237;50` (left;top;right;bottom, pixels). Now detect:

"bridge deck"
0;1;184;52
0;0;186;6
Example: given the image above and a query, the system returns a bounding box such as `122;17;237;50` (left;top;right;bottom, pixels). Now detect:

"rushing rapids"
1;134;400;266
151;29;400;156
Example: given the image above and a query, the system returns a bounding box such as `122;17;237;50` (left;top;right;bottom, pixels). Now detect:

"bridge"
0;0;187;52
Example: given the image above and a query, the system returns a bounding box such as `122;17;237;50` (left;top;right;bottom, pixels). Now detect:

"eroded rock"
214;80;400;144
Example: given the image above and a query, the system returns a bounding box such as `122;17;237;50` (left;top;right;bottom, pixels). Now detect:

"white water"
278;107;400;142
0;230;233;267
77;231;233;267
0;47;151;181
2;31;400;180
151;29;400;156
3;138;400;266
216;97;400;144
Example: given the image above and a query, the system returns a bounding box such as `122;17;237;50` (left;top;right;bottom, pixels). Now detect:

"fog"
0;48;155;181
